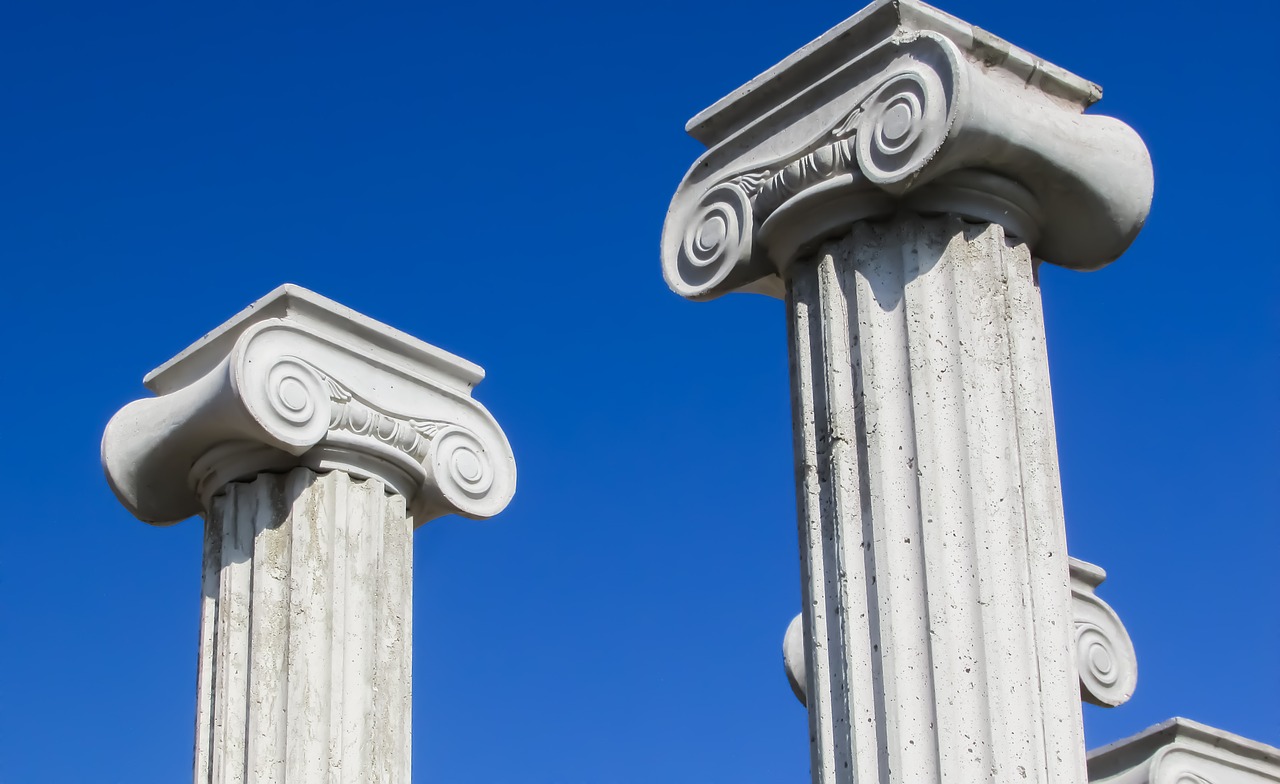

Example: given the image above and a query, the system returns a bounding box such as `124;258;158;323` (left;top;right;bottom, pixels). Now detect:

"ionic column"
102;285;516;783
661;3;1152;783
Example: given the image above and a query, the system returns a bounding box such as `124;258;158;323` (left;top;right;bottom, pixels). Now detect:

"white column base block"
787;215;1083;784
194;468;412;784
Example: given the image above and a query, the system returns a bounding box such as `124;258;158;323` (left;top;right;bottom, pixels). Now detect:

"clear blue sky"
1;0;1276;781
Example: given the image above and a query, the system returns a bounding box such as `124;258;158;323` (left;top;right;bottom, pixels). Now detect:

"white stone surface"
661;4;1154;783
661;0;1153;302
102;285;515;783
1070;558;1137;708
783;556;1138;711
194;469;412;783
787;216;1084;783
102;284;516;526
1088;719;1280;784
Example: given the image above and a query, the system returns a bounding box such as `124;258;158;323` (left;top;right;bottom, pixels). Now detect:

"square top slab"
686;0;1101;147
144;284;484;396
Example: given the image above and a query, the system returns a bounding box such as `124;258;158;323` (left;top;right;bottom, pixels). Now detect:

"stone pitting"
661;4;1157;780
782;556;1139;711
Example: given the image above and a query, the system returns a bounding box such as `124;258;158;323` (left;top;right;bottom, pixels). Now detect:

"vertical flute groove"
195;503;222;784
789;264;852;783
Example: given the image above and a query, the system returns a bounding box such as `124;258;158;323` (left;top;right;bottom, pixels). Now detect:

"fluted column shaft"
102;286;516;783
194;468;412;784
787;215;1083;784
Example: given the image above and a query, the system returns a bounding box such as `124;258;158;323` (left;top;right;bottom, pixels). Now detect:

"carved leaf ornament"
672;50;953;299
292;358;499;505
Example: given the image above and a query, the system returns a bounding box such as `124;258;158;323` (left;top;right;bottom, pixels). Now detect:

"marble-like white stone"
787;216;1084;784
195;469;412;783
102;284;516;526
661;4;1154;783
783;556;1138;711
1088;719;1280;784
661;0;1153;302
102;285;515;783
1070;558;1137;708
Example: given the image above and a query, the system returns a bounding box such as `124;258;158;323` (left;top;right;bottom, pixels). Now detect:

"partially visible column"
784;556;1140;713
102;285;516;783
1069;558;1138;709
1088;720;1280;784
660;3;1152;783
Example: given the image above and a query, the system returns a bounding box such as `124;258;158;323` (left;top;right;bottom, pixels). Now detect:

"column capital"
1087;719;1280;784
661;0;1153;300
1069;557;1138;708
102;284;516;526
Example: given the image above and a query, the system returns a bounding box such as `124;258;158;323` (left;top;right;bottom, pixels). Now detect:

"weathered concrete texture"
787;215;1083;784
194;468;412;784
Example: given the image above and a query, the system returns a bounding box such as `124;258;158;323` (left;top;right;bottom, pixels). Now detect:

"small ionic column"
102;285;516;783
660;3;1152;783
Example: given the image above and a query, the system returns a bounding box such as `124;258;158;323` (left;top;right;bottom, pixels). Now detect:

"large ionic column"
661;3;1152;783
102;285;516;783
787;216;1082;783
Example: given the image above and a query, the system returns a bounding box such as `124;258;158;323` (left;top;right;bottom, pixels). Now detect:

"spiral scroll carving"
259;358;333;449
729;66;949;213
102;285;518;526
664;61;955;299
431;428;498;508
674;183;754;299
252;356;506;517
1076;621;1122;697
855;71;944;185
1071;569;1138;708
